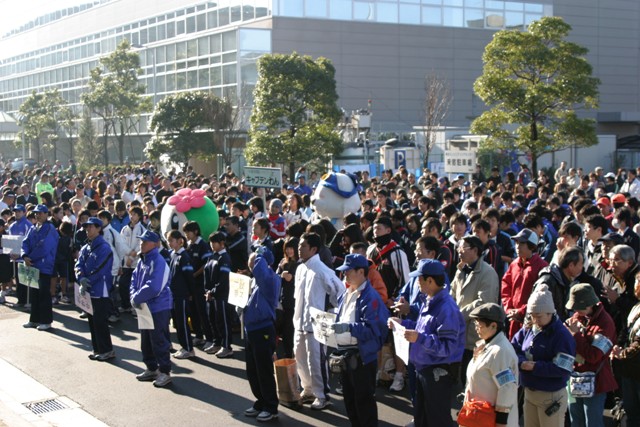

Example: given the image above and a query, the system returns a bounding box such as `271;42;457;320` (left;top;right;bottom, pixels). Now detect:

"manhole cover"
24;398;68;415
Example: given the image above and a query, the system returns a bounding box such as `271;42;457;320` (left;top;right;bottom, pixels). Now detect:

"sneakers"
244;407;260;417
96;350;116;361
173;348;195;359
37;323;52;331
390;372;405;392
60;296;71;304
52;297;59;305
153;372;172;388
108;314;119;323
310;398;331;410
256;411;278;422
202;340;213;349
299;394;315;405
23;322;37;328
215;347;234;359
193;338;206;347
204;344;221;354
0;292;5;304
79;312;88;319
136;369;159;382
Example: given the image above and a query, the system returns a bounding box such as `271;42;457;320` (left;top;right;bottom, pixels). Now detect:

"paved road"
0;297;414;427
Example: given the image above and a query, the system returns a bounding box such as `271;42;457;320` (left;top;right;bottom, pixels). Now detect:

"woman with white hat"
511;284;576;427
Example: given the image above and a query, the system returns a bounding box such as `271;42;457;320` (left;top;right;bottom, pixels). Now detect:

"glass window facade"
0;0;275;117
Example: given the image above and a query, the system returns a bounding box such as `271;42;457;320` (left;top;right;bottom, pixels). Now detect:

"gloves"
331;323;351;334
79;278;91;295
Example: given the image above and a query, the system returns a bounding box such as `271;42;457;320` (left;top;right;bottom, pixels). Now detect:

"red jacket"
501;254;548;338
570;303;618;394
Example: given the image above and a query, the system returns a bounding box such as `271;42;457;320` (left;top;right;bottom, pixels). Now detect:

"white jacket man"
294;232;344;410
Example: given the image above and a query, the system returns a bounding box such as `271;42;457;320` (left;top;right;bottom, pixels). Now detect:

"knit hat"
269;198;283;211
527;284;556;314
566;283;600;311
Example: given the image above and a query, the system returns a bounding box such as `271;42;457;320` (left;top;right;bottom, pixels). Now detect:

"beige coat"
464;332;519;427
450;259;500;349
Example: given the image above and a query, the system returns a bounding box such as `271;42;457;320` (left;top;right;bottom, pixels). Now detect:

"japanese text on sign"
244;167;282;189
444;150;476;174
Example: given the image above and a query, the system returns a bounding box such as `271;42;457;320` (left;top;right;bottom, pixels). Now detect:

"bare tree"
422;73;452;168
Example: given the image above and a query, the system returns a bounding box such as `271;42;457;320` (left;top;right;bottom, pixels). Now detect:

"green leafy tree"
470;17;600;174
76;112;101;170
17;89;73;163
146;91;232;169
246;52;342;177
82;39;151;166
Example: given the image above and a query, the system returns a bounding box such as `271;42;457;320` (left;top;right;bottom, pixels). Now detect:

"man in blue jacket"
21;204;59;331
75;217;114;361
243;247;281;422
389;259;465;427
331;254;389;427
9;204;33;306
130;230;173;388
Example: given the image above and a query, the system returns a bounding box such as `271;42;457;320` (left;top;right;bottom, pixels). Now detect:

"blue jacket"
397;276;422;321
110;213;130;233
244;253;280;332
402;289;465;370
511;314;576;392
130;247;173;313
9;216;32;237
336;280;389;365
21;221;58;275
75;235;113;298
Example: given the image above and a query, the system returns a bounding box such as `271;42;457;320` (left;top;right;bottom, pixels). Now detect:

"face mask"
374;234;392;247
612;218;620;229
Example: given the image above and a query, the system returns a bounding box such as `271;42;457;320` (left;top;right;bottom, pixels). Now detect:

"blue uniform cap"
82;217;103;228
33;204;48;213
336;254;369;271
409;258;445;277
140;230;160;243
13;204;26;212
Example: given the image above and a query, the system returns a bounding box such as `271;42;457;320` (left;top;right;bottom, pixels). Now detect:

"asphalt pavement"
0;296;414;427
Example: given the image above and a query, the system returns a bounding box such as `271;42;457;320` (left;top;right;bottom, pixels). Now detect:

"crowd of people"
2;158;640;426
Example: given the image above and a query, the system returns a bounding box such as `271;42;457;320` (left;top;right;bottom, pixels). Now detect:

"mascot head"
311;172;361;228
161;188;219;239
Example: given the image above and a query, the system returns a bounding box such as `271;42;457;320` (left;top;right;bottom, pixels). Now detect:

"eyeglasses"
609;257;623;263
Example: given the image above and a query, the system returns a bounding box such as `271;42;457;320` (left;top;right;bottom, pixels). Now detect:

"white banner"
391;319;410;365
309;307;337;348
18;263;39;289
2;235;24;255
244;166;283;189
73;283;94;315
444;150;476;173
228;272;252;308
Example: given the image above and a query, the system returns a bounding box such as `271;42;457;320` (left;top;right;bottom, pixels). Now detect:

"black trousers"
29;273;53;324
88;297;113;354
210;299;232;349
15;263;28;304
190;283;213;341
141;309;172;374
246;324;278;414
341;357;378;427
172;297;193;351
415;365;456;427
118;268;134;309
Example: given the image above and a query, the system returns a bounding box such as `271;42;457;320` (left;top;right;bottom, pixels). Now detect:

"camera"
545;400;561;416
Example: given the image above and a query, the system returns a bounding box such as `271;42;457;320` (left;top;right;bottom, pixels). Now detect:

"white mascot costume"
310;172;361;229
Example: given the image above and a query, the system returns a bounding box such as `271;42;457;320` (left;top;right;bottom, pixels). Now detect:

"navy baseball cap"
409;259;446;277
140;230;160;243
33;204;48;213
336;254;369;271
13;204;25;212
511;228;539;246
82;217;103;228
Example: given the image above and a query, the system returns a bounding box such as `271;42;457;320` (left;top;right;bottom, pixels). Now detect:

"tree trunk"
103;125;109;167
118;122;125;164
531;154;538;179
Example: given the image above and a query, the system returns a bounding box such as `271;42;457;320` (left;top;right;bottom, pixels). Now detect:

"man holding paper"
21;204;58;331
9;204;33;306
331;254;388;427
75;217;114;361
388;259;465;427
130;230;173;388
